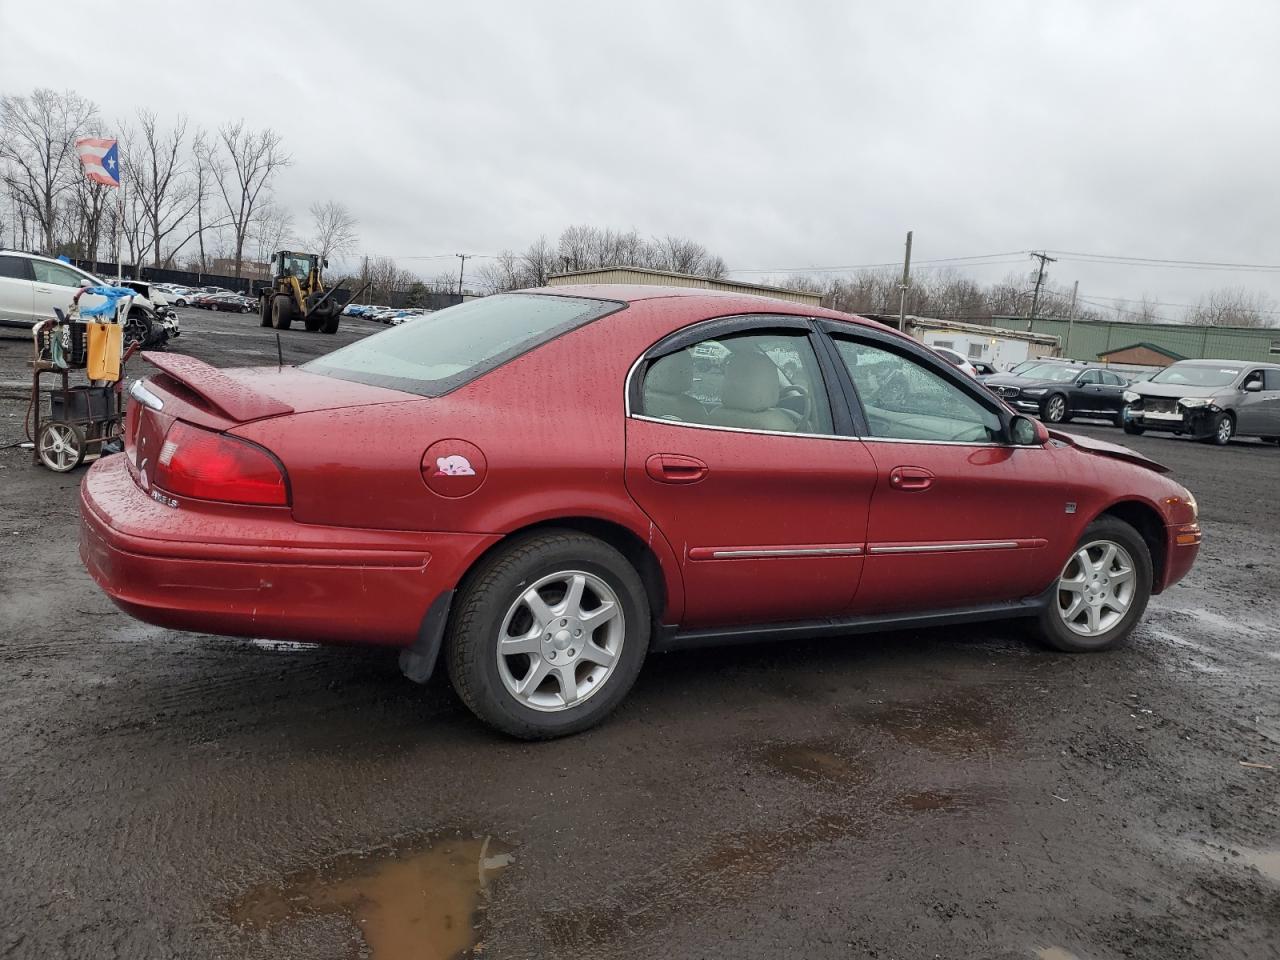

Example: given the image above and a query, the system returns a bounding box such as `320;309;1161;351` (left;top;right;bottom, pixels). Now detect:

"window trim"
816;320;1018;447
625;314;857;438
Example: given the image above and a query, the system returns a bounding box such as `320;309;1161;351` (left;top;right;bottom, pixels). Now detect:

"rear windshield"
304;293;623;396
1149;364;1242;387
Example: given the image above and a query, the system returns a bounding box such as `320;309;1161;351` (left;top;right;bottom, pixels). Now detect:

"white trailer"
901;318;1060;372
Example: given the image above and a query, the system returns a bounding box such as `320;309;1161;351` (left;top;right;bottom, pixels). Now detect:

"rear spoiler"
141;352;294;421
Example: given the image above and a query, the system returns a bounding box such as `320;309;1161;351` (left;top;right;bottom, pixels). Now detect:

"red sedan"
80;287;1202;738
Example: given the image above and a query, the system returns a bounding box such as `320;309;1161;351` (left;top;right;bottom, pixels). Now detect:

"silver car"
1122;359;1280;445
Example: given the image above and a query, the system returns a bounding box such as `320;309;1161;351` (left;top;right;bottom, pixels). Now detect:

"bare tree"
308;200;358;264
0;88;100;254
252;201;295;263
123;110;199;268
205;121;290;278
1186;287;1278;328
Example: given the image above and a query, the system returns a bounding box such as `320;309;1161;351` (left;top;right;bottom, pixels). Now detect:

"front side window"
305;293;622;397
1078;369;1103;384
639;331;833;435
832;338;1002;443
32;260;86;287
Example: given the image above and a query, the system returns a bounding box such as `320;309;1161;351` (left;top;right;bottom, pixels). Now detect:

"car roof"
518;283;882;327
1172;358;1279;369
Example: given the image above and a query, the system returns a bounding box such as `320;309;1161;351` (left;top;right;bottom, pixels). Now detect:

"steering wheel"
778;384;812;425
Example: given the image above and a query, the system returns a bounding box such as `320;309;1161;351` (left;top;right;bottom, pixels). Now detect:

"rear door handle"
888;465;934;492
645;453;708;484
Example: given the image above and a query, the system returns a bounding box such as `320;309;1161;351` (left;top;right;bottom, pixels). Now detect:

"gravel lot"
1;308;1277;960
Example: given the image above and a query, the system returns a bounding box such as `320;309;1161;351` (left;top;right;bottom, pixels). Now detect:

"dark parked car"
984;364;1130;425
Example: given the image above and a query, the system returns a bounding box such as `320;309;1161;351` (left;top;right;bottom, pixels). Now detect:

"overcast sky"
3;1;1278;320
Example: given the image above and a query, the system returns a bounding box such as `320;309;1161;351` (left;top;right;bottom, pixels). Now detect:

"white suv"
0;251;158;337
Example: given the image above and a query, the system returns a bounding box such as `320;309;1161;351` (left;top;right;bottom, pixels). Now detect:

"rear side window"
1265;370;1280;390
0;255;33;280
639;331;834;435
305;294;623;397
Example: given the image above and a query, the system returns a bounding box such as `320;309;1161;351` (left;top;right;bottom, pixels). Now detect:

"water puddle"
760;741;863;783
228;835;513;960
1238;847;1280;884
1035;948;1083;960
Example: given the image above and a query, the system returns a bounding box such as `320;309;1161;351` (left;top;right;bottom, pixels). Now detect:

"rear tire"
259;296;271;327
1032;517;1152;653
271;295;294;331
445;531;650;739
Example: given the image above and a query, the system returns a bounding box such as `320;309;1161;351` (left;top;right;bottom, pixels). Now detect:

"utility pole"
1028;251;1057;325
897;230;913;330
362;255;370;304
1065;279;1078;357
456;253;471;297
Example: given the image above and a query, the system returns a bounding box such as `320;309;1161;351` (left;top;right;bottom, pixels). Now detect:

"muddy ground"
0;309;1277;960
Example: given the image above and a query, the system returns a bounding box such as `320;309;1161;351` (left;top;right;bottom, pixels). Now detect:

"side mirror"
323;258;329;268
1243;380;1263;392
78;278;93;288
1009;415;1047;446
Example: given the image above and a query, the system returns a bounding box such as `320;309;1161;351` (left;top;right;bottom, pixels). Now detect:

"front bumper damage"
1123;403;1220;438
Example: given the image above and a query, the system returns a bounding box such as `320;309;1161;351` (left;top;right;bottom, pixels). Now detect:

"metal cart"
29;307;137;473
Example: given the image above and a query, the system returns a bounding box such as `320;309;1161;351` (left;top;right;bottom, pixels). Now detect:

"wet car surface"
1;308;1277;960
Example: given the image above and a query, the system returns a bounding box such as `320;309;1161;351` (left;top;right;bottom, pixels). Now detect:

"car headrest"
647;351;694;395
721;351;781;413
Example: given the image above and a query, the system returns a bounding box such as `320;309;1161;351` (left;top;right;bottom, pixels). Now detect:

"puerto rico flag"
75;138;121;187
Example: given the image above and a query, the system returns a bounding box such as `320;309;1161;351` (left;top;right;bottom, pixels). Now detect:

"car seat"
642;351;708;423
707;351;801;432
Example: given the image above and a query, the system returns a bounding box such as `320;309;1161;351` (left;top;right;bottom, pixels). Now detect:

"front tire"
445;531;650;739
1210;412;1234;445
1033;517;1152;652
271;295;294;331
1123;420;1145;435
1041;394;1068;423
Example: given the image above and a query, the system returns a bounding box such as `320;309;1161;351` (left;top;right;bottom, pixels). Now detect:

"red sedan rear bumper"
79;456;499;647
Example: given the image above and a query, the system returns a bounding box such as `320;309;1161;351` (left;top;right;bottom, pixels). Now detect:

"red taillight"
154;421;288;506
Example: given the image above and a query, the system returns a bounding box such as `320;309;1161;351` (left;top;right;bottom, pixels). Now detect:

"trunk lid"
125;354;416;490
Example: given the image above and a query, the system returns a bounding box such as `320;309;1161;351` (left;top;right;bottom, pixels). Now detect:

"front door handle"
645;453;708;484
888;465;934;492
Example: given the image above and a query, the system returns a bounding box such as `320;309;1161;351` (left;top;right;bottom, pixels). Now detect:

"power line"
1045;250;1280;272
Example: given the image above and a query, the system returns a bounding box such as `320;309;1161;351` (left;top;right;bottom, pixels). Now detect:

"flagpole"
116;146;123;284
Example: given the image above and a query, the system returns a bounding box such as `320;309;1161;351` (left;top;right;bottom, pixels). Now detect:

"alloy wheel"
1045;395;1066;422
1217;416;1233;443
1055;539;1136;637
496;569;624;712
